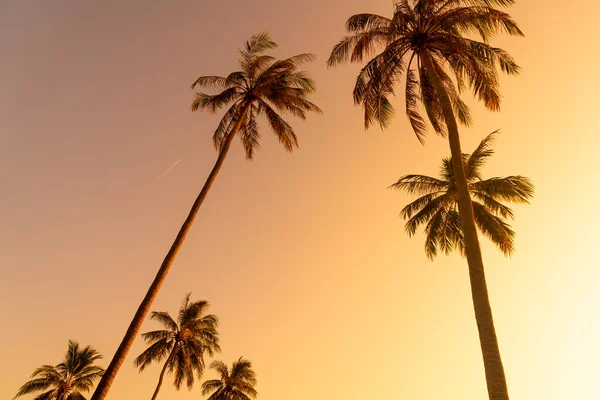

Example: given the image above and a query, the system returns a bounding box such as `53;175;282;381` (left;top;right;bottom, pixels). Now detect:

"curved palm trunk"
91;105;251;400
420;51;509;400
150;346;177;400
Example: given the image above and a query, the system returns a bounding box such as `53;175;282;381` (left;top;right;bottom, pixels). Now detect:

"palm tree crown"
391;131;534;258
134;293;220;392
14;340;104;400
328;0;523;142
201;358;257;400
191;32;322;158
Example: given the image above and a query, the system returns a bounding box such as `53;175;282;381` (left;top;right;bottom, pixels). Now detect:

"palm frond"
418;64;446;135
439;38;502;111
210;360;229;380
346;13;392;32
140;329;173;344
353;43;409;129
14;378;53;398
33;389;56;400
258;100;298;151
327;30;390;67
470;191;514;218
149;311;178;331
225;71;247;87
405;67;428;143
133;339;172;371
400;193;445;220
190;76;228;90
244;32;277;55
424;206;447;259
405;195;449;236
213;103;243;151
390;174;449;195
240;106;261;159
466;130;497;179
470;176;534;203
472;201;515;255
191;88;241;113
201;380;224;396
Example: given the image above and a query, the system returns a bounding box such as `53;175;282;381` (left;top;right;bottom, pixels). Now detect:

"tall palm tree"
134;294;220;400
91;33;321;400
201;358;257;400
14;340;104;400
328;1;523;398
391;131;534;258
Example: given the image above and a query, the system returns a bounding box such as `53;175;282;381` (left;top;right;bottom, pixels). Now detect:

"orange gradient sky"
1;1;599;399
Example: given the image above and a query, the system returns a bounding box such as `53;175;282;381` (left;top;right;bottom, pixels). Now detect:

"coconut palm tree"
134;294;220;400
328;1;523;398
391;131;534;258
14;340;104;400
201;358;257;400
91;33;321;400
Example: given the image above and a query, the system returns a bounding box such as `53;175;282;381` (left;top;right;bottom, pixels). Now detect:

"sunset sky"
1;1;599;399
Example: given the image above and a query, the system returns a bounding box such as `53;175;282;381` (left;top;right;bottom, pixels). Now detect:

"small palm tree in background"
134;293;220;400
201;358;257;400
391;132;534;258
91;32;320;400
14;340;104;400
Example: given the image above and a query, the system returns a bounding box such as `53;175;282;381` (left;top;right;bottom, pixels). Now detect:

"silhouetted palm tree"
392;131;534;258
201;358;257;400
134;294;220;400
15;340;104;400
328;1;523;398
91;32;321;400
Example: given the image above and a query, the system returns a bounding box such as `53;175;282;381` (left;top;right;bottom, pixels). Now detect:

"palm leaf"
390;174;448;195
472;201;515;255
149;311;178;331
466;131;497;179
470;176;534;203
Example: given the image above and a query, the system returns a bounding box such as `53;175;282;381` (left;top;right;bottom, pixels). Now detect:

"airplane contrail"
157;157;183;180
134;157;185;196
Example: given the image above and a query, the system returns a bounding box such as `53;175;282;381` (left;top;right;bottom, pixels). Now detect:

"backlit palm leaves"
327;0;522;143
134;294;220;400
201;358;257;400
191;31;322;159
391;132;534;259
15;340;104;400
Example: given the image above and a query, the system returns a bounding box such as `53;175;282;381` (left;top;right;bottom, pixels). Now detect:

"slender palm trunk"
420;51;509;400
91;105;251;400
150;345;177;400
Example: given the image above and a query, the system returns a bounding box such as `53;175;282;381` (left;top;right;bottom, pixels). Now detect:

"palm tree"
328;1;523;398
91;33;321;400
14;340;104;400
134;294;220;400
201;358;257;400
391;131;534;258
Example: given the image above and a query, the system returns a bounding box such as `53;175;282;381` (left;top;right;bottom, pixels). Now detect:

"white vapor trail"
157;157;183;180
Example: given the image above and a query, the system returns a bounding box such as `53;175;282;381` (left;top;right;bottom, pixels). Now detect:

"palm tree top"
14;340;104;400
201;357;258;400
327;0;523;142
391;131;534;258
191;32;322;159
134;293;220;391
